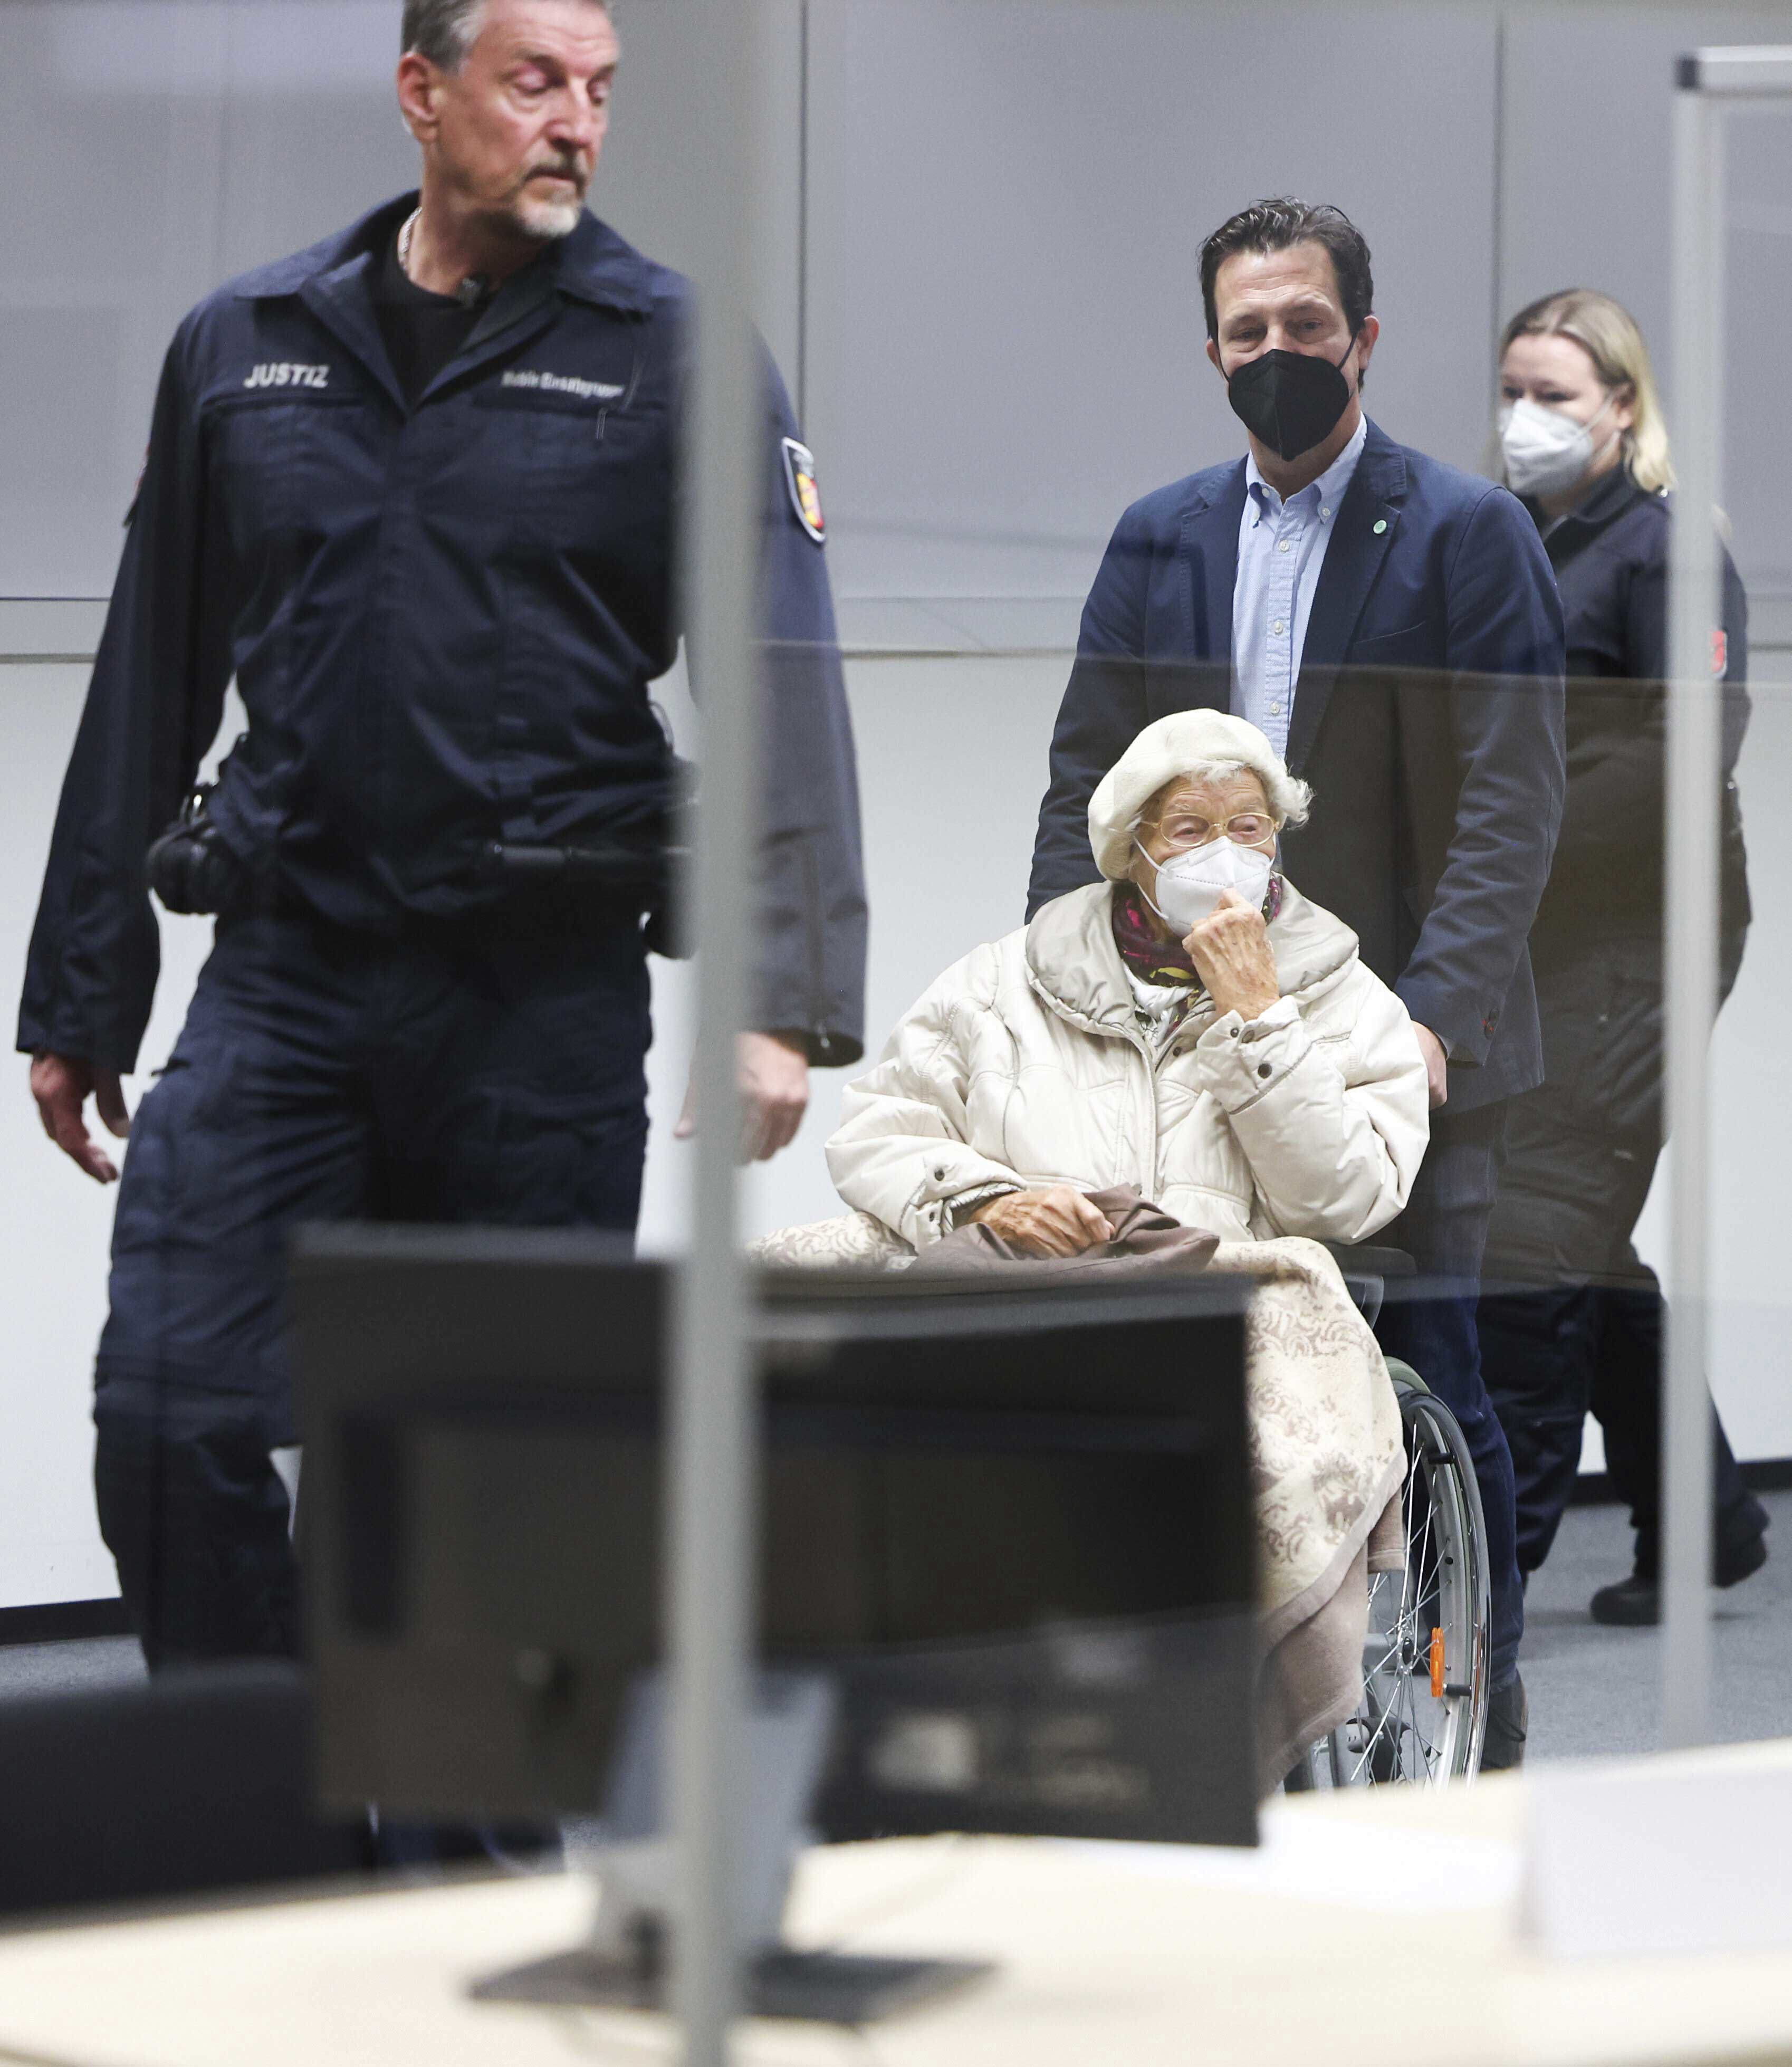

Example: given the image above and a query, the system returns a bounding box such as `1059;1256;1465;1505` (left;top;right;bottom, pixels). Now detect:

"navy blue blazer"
1029;418;1567;1111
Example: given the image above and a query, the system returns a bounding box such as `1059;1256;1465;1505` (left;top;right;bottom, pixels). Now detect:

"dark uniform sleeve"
1617;518;1750;778
1720;546;1752;779
751;361;867;1066
1554;521;1752;934
17;327;235;1073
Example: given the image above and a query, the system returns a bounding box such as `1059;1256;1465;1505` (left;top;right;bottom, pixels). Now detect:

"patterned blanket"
751;1212;1406;1788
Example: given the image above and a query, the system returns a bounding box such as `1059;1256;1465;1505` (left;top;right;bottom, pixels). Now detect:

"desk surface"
2;1748;1791;2067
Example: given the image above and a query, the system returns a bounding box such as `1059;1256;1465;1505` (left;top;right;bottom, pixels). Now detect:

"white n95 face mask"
1137;836;1276;934
1498;392;1615;502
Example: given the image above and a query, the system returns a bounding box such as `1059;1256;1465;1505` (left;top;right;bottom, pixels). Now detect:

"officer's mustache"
522;156;589;193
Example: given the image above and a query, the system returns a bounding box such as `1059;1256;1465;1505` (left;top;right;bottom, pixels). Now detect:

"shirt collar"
1245;412;1368;523
233;193;657;317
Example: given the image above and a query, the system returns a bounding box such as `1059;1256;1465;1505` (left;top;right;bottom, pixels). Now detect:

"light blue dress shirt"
1230;415;1367;759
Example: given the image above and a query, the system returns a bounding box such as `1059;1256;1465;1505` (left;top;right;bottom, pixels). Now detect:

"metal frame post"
672;0;766;2059
1663;47;1792;1749
1662;70;1722;1753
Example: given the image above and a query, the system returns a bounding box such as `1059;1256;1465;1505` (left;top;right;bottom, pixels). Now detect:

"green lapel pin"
1373;518;1388;534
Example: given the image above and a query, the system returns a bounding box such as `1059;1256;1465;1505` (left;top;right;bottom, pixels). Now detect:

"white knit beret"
1086;710;1308;881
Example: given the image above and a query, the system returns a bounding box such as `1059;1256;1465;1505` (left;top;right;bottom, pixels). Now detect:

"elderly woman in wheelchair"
762;712;1491;1784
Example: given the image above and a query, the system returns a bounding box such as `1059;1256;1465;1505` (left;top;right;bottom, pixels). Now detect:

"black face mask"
1224;334;1357;463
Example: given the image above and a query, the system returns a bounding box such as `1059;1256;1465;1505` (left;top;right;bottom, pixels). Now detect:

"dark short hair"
1200;198;1374;343
401;0;609;71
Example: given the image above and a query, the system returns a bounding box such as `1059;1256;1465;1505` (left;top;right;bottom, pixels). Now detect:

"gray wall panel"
0;0;803;601
1498;4;1792;602
804;0;1501;602
0;5;224;596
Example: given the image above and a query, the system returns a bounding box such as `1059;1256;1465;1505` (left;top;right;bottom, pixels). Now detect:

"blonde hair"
1498;288;1674;494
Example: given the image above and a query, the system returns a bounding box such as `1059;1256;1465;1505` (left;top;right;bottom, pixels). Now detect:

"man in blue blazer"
1029;199;1566;1763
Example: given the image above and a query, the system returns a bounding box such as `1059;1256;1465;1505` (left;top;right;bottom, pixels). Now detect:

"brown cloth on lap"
909;1185;1219;1279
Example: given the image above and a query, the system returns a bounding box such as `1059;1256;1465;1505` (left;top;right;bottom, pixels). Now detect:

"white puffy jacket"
827;880;1429;1250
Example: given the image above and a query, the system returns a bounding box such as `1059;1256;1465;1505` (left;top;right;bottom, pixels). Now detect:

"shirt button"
1277;538;1291;552
1272;618;1286;635
1257;1062;1272;1080
1269;701;1283;715
1320;506;1331;519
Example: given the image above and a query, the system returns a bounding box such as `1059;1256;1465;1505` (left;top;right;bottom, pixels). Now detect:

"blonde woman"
1478;288;1766;1624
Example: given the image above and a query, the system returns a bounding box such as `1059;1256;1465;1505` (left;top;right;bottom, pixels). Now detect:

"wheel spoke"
1317;1397;1489;1789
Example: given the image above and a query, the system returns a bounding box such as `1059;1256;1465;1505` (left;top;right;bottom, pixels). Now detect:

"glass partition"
4;0;1792;2007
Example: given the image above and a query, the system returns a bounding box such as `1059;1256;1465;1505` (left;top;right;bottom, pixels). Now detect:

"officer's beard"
506;161;589;242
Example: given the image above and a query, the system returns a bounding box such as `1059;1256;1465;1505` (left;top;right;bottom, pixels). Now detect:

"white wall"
7;0;1792;1606
0;665;126;1607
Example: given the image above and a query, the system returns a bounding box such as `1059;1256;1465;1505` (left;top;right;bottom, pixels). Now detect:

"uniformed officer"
17;0;867;1667
1477;286;1767;1623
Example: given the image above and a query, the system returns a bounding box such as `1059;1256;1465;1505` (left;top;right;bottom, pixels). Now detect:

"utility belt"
146;787;692;956
475;836;690;956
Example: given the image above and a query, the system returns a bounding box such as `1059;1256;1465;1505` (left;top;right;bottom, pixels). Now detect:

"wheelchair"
1285;1245;1492;1790
752;1212;1492;1788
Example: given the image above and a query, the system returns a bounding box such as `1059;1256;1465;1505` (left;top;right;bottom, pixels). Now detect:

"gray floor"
1519;1486;1792;1760
0;1494;1787;1763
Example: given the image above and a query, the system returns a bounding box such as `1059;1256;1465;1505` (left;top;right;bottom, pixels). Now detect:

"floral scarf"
1109;876;1285;988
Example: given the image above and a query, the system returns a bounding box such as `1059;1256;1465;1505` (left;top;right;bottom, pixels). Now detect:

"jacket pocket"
480;396;675;556
1350;617;1438;655
202;390;375;561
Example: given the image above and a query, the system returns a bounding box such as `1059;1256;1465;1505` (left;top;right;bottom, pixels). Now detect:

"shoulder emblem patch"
782;437;825;544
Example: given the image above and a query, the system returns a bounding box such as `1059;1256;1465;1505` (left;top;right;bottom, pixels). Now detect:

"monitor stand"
471;1670;994;2025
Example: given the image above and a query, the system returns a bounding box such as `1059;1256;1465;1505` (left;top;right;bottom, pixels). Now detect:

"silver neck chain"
397;207;421;279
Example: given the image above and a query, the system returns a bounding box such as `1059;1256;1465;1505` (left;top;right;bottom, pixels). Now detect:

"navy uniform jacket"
1523;468;1749;968
1029;418;1567;1112
18;195;867;1073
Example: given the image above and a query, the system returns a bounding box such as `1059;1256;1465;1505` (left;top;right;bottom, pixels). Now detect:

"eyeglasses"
1148;812;1278;853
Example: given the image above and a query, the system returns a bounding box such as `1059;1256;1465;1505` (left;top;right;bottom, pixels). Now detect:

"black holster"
479;756;697;958
146;788;257;917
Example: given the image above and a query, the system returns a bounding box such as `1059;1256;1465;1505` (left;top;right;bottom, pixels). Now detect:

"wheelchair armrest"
1320;1242;1415;1330
1320;1242;1416;1280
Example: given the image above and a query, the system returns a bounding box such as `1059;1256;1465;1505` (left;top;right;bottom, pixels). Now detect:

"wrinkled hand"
675;1030;811;1164
1413;1024;1449;1109
31;1053;131;1184
1184;888;1281;1022
963;1184;1115;1258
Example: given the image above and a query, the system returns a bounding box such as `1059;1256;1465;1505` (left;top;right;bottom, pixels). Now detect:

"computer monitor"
291;1227;1256;2015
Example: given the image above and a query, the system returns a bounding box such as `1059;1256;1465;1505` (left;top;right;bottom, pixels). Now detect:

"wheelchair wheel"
1288;1364;1490;1788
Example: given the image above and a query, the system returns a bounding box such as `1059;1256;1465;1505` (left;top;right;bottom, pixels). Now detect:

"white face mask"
1498;391;1616;501
1136;836;1276;934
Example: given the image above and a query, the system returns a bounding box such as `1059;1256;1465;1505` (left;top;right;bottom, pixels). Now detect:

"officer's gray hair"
401;0;610;71
401;0;485;69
